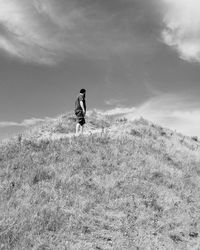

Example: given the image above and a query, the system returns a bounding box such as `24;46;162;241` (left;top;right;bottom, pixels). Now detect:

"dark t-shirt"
75;94;86;112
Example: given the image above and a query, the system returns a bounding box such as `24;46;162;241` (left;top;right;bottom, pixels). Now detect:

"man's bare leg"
80;125;84;134
76;123;81;135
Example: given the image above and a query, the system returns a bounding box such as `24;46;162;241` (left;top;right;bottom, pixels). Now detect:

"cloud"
0;1;54;64
161;0;200;63
0;117;45;128
101;93;200;137
105;99;126;106
0;121;21;128
0;0;159;65
20;118;45;126
100;107;136;116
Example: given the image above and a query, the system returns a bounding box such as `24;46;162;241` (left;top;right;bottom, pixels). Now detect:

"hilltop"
0;111;200;250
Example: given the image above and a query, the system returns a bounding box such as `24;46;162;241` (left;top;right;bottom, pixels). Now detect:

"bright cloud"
0;0;82;64
0;121;21;128
0;0;158;65
161;0;200;63
100;107;136;116
105;99;126;106
0;1;52;64
102;94;200;137
0;117;45;128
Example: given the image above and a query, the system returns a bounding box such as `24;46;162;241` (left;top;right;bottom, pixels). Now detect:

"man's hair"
80;88;86;94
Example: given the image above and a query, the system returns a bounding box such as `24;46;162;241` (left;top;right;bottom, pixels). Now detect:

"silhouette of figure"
75;89;86;135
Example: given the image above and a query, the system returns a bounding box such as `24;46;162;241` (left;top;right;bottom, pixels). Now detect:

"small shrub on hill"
191;136;198;142
130;129;141;137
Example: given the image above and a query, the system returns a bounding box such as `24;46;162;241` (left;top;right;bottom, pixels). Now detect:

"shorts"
75;110;85;126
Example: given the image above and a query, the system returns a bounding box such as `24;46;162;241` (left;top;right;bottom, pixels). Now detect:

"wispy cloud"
100;107;136;116
0;0;80;64
0;121;21;128
101;93;200;137
161;0;200;63
105;99;126;106
0;117;45;128
0;0;159;65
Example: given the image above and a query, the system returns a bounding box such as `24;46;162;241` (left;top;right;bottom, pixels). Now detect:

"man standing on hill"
75;89;86;135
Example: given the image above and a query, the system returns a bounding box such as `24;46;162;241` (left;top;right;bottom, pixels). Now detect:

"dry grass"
0;113;200;249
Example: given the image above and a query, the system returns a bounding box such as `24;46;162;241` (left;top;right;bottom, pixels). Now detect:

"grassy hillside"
0;113;200;250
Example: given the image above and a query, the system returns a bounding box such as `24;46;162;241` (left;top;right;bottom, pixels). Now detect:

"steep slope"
0;113;200;250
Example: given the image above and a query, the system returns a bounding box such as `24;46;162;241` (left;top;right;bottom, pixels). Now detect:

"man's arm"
80;101;86;115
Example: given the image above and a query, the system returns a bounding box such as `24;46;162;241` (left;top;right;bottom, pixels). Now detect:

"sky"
1;0;200;139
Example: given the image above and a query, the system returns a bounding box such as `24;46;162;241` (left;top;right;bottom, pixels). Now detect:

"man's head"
80;89;86;96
